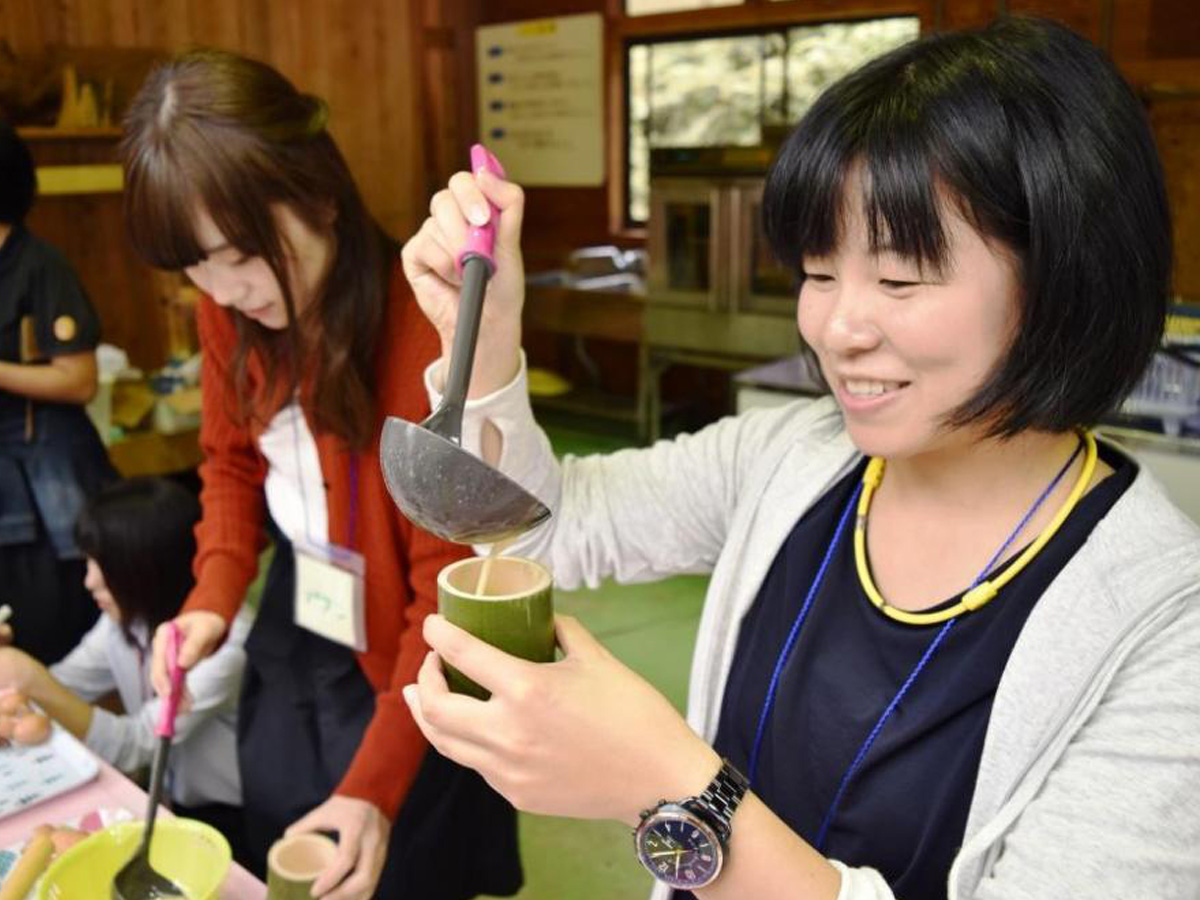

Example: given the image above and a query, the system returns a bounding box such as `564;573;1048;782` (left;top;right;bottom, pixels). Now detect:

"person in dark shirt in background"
0;118;115;664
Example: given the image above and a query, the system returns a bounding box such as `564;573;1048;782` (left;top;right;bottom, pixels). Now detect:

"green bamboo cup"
437;556;555;700
266;833;337;900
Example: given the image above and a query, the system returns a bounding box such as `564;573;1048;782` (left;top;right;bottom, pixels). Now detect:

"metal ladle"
380;145;550;545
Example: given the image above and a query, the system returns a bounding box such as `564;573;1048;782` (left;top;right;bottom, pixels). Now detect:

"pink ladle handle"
156;621;185;739
456;143;506;275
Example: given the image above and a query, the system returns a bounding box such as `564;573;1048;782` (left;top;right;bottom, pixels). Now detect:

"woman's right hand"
150;611;227;696
401;166;526;399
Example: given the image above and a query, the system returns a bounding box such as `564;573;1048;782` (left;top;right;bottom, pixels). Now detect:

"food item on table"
11;711;51;745
0;826;54;900
48;827;87;855
0;715;15;740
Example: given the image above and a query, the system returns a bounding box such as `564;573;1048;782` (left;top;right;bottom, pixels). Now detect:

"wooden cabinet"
1151;95;1200;301
1111;0;1200;86
1007;0;1105;42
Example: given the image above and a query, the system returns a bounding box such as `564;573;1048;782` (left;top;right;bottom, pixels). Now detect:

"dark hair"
120;49;391;448
763;17;1171;436
75;477;201;645
0;118;36;224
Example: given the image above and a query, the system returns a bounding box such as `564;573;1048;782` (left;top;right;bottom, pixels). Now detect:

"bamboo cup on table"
266;833;338;900
437;556;555;700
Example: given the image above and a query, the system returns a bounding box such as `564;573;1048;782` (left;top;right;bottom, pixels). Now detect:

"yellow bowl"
39;819;231;900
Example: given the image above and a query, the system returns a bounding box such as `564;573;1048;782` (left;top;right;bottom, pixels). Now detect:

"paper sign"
294;544;367;651
476;13;605;186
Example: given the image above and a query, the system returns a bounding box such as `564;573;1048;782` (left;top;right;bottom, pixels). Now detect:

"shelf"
16;126;122;141
531;386;642;425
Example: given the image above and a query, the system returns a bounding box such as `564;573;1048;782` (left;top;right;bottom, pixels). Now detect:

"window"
626;16;919;224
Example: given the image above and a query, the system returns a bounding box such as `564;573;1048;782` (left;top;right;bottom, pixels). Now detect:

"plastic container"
38;819;230;900
1122;351;1200;436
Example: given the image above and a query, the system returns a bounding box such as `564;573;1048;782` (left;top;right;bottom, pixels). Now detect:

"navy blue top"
675;442;1133;900
0;224;101;417
0;224;111;558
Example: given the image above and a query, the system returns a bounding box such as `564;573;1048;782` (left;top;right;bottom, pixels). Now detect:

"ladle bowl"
380;144;550;545
381;415;549;545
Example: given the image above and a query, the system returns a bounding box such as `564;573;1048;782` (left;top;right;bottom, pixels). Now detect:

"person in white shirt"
0;477;251;864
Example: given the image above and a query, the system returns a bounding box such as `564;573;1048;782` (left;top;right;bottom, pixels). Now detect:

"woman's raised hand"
150;610;227;697
401;167;527;399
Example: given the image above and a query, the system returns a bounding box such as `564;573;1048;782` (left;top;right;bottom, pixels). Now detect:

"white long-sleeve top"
258;400;328;547
50;609;251;807
427;357;1200;900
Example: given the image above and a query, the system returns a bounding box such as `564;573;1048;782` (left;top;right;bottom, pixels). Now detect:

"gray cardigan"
437;363;1200;900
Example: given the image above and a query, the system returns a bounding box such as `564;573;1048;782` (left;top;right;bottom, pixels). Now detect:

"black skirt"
237;524;523;899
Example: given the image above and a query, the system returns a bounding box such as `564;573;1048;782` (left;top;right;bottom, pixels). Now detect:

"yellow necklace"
853;430;1098;626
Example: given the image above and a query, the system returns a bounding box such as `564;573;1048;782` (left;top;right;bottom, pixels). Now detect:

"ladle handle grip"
456;144;505;275
156;621;184;739
441;257;491;438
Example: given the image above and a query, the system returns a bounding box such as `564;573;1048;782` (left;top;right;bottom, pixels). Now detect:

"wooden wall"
0;0;425;238
438;0;1200;299
1;0;425;368
3;0;1198;373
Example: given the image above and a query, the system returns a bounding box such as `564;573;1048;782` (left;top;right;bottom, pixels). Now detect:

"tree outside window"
627;16;919;224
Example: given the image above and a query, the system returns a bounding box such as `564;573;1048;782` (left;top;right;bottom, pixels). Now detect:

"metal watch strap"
687;759;749;846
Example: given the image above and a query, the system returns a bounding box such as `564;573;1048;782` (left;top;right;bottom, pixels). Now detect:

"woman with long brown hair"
120;50;521;900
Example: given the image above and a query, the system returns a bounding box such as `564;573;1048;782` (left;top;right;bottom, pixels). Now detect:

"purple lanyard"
748;441;1082;852
347;455;359;552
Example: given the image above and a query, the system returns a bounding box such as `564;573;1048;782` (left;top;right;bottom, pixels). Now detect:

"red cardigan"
185;264;469;819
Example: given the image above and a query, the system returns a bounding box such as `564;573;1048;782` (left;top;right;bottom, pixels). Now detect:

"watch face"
635;805;723;889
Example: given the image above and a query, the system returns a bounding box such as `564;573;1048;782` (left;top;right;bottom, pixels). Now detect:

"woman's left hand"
0;647;45;695
285;795;391;900
404;614;719;826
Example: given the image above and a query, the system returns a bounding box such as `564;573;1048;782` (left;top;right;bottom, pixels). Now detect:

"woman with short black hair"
0;476;251;864
402;17;1200;900
74;476;206;645
0;118;116;664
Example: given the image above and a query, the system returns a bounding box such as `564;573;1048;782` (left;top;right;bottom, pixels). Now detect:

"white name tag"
293;542;367;651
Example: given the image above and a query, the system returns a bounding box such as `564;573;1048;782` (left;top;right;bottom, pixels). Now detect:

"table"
107;428;203;478
0;757;265;899
524;283;803;442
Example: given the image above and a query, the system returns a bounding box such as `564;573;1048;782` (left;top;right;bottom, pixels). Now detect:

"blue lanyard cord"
348;451;359;550
751;439;1085;852
813;617;957;850
747;481;863;785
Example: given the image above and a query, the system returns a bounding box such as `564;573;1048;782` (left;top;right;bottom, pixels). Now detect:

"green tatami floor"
481;422;710;900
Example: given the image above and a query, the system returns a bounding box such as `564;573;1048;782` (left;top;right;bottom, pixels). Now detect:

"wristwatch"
633;759;749;890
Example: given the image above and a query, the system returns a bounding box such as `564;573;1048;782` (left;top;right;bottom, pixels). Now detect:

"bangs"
122;120;284;271
758;28;1037;281
763;99;953;278
123;138;207;270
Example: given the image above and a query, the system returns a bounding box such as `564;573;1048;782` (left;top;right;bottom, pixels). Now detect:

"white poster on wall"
475;13;604;187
